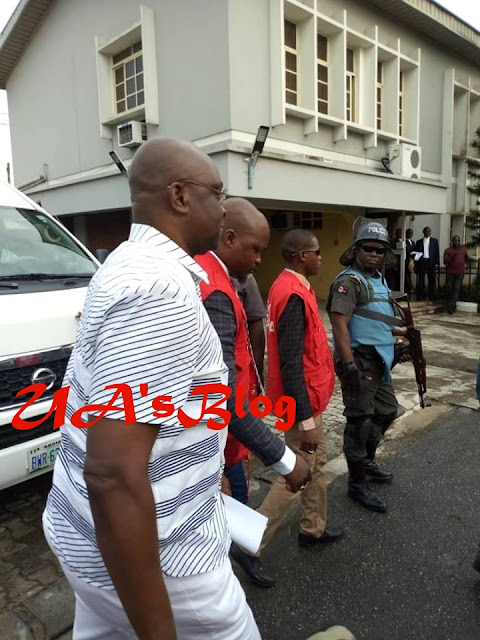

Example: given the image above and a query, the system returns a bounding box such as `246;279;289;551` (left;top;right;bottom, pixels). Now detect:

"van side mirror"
95;248;110;264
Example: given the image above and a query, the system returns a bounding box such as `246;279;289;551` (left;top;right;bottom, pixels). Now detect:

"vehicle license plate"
27;440;61;474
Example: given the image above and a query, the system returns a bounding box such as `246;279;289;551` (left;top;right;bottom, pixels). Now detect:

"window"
96;6;158;133
113;41;144;114
285;20;298;106
346;48;356;122
293;211;323;230
270;212;289;229
317;34;328;115
268;211;322;230
0;207;97;278
399;71;404;136
377;62;383;130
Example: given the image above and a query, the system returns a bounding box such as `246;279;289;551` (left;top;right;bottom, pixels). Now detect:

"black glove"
339;361;362;395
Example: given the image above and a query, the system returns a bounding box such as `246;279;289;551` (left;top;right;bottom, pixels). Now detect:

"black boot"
364;458;393;482
347;460;387;513
365;440;393;482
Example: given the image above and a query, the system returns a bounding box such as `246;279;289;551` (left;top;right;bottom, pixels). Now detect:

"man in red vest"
195;199;310;586
230;229;343;587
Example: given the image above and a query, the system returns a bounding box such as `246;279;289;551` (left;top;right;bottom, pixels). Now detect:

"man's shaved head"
223;197;269;236
216;198;270;278
129;138;219;212
281;229;317;261
126;138;225;256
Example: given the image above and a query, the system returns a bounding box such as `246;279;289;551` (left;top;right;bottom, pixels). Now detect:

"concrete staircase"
408;300;445;317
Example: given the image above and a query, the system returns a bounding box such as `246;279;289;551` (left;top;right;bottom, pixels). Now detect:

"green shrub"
459;285;480;303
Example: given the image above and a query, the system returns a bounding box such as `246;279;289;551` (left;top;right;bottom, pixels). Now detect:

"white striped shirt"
43;224;230;587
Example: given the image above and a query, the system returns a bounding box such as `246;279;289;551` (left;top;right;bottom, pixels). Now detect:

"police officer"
327;223;406;513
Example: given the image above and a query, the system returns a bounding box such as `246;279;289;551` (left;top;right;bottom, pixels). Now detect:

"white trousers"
67;563;261;640
44;532;260;639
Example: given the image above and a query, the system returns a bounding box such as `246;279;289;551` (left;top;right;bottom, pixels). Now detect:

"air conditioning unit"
388;143;421;179
117;121;147;148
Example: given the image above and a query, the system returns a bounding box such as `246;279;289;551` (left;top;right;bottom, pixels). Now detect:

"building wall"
7;0;231;188
8;0;480;190
226;0;271;133
227;0;480;180
4;0;480;260
222;149;446;213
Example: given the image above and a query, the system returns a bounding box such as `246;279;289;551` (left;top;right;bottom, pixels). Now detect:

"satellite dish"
352;216;369;239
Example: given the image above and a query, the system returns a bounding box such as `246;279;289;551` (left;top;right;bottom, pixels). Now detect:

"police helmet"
355;223;389;245
339;221;394;267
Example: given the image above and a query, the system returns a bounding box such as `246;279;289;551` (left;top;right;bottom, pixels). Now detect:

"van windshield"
0;207;97;278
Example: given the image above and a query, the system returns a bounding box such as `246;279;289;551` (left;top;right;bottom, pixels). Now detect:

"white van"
0;182;98;489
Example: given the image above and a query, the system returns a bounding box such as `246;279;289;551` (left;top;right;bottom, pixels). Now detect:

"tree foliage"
466;126;480;248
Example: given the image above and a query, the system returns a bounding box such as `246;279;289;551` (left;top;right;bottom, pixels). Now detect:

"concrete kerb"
323;400;447;487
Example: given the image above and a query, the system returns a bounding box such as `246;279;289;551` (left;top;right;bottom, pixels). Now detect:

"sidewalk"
0;310;478;639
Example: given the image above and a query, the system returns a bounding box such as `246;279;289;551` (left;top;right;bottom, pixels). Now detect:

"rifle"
396;298;430;408
352;283;430;408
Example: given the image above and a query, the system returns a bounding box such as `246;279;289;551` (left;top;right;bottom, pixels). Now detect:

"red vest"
195;252;257;467
266;270;334;417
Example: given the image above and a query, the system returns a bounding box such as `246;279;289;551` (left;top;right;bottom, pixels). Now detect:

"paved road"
0;310;478;638
240;406;480;640
0;473;73;639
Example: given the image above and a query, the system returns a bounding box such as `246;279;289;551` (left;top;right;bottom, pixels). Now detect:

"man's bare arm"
85;417;176;640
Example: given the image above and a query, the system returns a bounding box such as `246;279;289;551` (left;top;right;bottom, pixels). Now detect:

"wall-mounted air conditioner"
117;121;147;148
389;143;421;179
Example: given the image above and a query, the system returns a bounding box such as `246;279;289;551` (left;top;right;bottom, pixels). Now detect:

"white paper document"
222;493;268;555
411;251;423;261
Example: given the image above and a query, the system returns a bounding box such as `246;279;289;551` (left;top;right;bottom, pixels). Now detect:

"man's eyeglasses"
290;248;321;257
359;245;387;255
167;179;228;204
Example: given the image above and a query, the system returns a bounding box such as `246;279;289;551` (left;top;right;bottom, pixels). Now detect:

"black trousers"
336;349;398;463
445;273;463;313
416;258;436;301
405;261;413;294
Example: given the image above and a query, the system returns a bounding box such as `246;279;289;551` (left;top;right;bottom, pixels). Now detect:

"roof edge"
0;0;54;90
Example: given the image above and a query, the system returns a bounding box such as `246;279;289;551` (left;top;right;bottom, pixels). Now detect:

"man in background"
415;226;440;302
232;274;266;386
386;228;402;291
405;228;415;295
443;235;468;314
228;273;267;502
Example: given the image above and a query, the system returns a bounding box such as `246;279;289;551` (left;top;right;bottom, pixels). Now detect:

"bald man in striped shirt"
43;139;262;640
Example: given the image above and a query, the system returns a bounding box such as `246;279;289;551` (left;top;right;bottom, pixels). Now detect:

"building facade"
1;0;479;297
